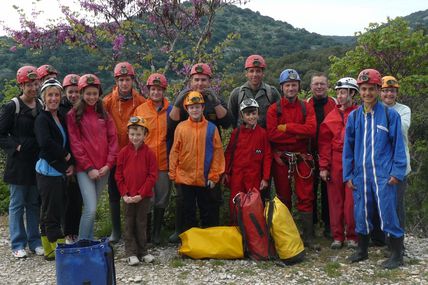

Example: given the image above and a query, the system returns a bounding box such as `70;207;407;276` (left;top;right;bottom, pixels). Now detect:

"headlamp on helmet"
381;76;399;89
240;98;259;112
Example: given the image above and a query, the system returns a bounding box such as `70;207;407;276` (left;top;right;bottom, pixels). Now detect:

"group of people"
0;54;410;270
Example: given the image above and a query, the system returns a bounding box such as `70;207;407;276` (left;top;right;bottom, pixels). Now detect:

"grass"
256;261;275;269
324;261;342;278
178;271;189;279
232;268;254;276
211;260;226;266
170;257;186;268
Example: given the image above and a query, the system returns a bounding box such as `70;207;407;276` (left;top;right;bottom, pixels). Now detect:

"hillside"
0;5;426;93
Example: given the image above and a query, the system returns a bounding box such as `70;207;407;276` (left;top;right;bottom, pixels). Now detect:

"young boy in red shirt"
115;116;158;266
223;98;272;224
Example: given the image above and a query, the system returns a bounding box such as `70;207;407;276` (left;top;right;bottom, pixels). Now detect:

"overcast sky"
0;0;426;36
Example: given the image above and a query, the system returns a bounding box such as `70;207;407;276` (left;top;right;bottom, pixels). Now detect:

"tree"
5;0;246;80
329;17;428;234
329;17;428;81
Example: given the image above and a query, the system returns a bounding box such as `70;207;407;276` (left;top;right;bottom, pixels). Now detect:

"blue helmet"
279;69;301;85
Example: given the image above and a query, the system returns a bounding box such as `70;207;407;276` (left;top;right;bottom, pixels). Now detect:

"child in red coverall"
223;98;272;224
115;116;158;266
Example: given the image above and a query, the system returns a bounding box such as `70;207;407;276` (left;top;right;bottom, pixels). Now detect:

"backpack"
275;99;307;121
233;188;275;260
238;83;274;106
11;97;44;115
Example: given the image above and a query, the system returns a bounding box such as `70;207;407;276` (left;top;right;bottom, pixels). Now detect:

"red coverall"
224;124;272;223
318;105;358;242
266;99;316;212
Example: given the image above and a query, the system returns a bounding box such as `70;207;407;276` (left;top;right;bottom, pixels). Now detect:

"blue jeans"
76;171;109;240
8;184;41;251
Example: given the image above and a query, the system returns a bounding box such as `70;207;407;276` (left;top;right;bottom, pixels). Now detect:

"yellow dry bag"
265;196;305;262
178;226;244;259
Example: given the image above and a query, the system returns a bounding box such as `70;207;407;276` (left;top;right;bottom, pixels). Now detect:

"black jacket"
0;97;42;185
34;110;74;174
58;97;73;117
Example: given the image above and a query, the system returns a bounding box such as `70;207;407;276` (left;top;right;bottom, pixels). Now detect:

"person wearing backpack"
318;77;359;250
103;62;146;243
228;55;281;129
223;98;272;224
0;66;44;258
167;63;232;243
266;68;318;250
343;69;406;269
169;91;225;233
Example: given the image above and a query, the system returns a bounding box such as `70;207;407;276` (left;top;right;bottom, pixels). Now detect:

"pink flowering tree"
5;0;247;91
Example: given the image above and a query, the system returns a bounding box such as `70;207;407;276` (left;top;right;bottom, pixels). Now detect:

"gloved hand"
203;89;221;107
277;124;287;132
174;89;190;107
207;180;216;189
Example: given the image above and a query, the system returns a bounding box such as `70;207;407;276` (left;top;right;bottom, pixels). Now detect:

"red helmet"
357;69;382;86
190;63;212;78
62;74;80;88
146;73;168;89
244;55;266;69
114;62;135;77
78;74;101;91
16;65;39;84
37;64;58;80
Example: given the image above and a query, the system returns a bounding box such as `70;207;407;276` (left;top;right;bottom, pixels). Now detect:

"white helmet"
240;98;259;112
335;77;359;92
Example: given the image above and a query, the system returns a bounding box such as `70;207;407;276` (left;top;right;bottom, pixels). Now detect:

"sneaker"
127;256;140;266
32;246;44;256
142;254;155;263
12;249;27;258
65;235;76;245
347;240;358;249
330;240;343;249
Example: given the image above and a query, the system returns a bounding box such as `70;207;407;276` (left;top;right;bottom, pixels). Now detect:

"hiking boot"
330;240;343;249
348;234;369;263
152;208;165;245
300;212;321;251
382;236;404;269
109;201;122;243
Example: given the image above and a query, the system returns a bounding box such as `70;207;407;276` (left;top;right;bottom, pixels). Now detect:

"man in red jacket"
307;73;337;238
266;68;317;249
318;77;359;249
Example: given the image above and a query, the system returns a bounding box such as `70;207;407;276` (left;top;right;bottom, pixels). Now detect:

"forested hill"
0;5;426;92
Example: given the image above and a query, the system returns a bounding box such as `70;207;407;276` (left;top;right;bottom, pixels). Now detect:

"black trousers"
63;175;83;236
108;166;121;203
181;184;221;232
37;173;66;242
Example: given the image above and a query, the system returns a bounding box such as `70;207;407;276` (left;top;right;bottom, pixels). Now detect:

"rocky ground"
0;215;427;285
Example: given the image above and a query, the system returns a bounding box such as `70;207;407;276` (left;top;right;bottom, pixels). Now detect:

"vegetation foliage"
0;2;426;234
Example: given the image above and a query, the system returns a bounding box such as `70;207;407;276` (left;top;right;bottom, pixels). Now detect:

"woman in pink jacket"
67;74;118;240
